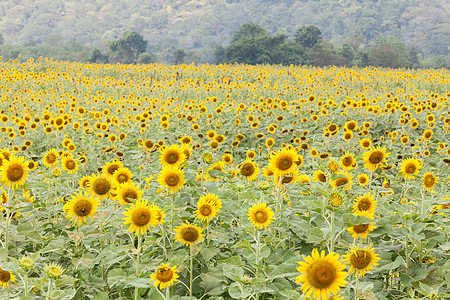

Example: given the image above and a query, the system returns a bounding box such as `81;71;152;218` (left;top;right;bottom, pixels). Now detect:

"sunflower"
195;196;220;223
422;172;438;191
206;161;225;182
295;248;348;300
222;153;233;165
357;174;369;186
265;138;275;148
108;168;131;186
44;263;64;280
123;199;159;236
115;181;144;205
150;263;179;289
339;152;357;171
103;159;123;177
400;157;422;179
362;145;389;171
152;204;166;224
89;172;116;200
328;158;339;174
240;158;260;182
0;267;16;287
343;244;380;277
274;169;300;187
0;155;29;188
248;202;274;229
159;144;186;167
268;148;299;177
353;193;377;219
157;166;186;194
43;149;59;167
175;222;204;246
313;170;327;183
330;173;353;191
347;223;376;239
310;148;319;157
328;192;343;207
79;176;90;189
63;192;100;225
61;156;78;174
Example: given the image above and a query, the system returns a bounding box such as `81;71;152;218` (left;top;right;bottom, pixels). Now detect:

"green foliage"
368;37;409;68
294;25;322;48
108;31;148;64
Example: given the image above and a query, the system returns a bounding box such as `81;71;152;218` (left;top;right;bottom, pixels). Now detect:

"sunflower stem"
166;286;170;300
354;273;359;300
171;194;175;252
255;229;261;300
330;211;335;253
47;278;53;299
189;245;194;297
134;234;142;300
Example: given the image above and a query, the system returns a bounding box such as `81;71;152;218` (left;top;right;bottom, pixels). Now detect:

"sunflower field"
0;56;449;300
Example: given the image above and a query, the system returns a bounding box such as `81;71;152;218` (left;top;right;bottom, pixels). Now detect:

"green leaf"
92;292;109;300
41;238;65;253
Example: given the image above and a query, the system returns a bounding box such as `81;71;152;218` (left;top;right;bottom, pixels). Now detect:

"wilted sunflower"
150;263;179;289
88;172;115;200
0;267;16;287
63;192;100;225
42;149;59;168
268;148;299;177
248;202;274;229
61;156;78;174
113;167;133;185
295;249;348;299
400;157;422;179
343;244;380;277
353;193;377;219
0;155;29;188
240;158;260;182
422;172;438;191
175;222;204;246
160;144;186;167
123;199;159;235
339;152;357;171
362;146;389;171
195;196;219;223
347;223;376;239
157;166;186;194
115;181;144;205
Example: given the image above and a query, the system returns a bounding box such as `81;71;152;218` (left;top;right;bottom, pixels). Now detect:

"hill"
0;0;448;62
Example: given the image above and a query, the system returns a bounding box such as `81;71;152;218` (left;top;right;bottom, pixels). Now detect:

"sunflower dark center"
335;178;348;187
318;173;326;182
181;227;199;242
343;157;353;166
254;210;268;223
199;205;212;216
307;260;337;289
132;208;151;226
359;177;367;184
117;174;128;183
7;163;24;182
281;175;293;184
166;175;179;186
156;267;174;282
368;151;383;164
358;199;371;211
241;163;255;176
66;160;76;170
47;154;56;163
166;152;179;164
424;175;435;187
278;157;292;170
74;199;92;217
92;178;111;195
123;189;138;203
405;164;416;174
107;165;119;175
362;141;370;147
0;268;11;282
353;224;369;233
350;250;372;269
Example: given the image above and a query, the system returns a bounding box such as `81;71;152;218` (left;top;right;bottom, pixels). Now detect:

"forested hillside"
0;0;448;63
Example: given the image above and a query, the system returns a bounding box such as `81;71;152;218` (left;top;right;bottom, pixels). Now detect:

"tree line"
0;26;448;69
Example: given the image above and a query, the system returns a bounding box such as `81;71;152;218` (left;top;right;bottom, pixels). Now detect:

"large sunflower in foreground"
343;244;380;277
353;193;377;219
0;155;30;188
175;222;204;246
123;199;159;235
248;202;274;229
150;263;179;289
0;267;16;287
63;192;100;226
159;144;186;167
399;157;422;179
296;249;348;299
268;148;299;177
157;166;186;194
362;146;389;171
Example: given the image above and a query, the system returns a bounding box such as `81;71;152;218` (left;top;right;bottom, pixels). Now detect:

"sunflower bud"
44;263;64;280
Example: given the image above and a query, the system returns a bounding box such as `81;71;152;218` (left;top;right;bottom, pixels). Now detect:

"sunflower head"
157;166;186;194
44;263;64;280
150;264;179;289
0;155;30;188
175;222;204;246
63;192;100;226
160;144;186;167
347;223;376;239
0;267;15;287
363;146;389;171
248;202;274;229
343;244;380;277
353;193;377;219
400;157;422;179
123;199;159;236
240;158;260;181
268;148;299;176
423;172;438;191
88;172;115;199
